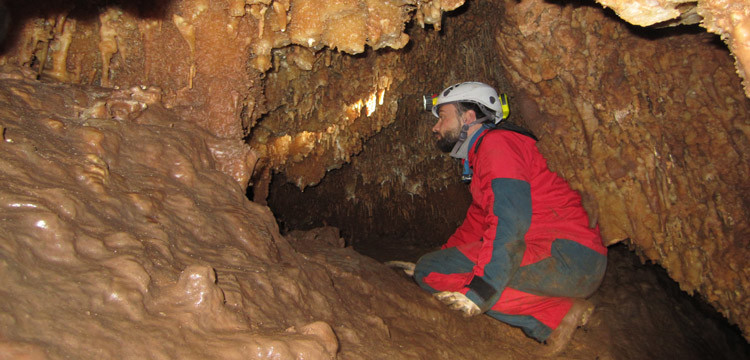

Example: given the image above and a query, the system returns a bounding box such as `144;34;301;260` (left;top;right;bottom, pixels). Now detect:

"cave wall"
597;0;750;98
494;0;749;338
0;0;465;193
0;0;262;186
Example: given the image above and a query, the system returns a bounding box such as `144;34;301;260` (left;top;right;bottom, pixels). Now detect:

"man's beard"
435;126;460;153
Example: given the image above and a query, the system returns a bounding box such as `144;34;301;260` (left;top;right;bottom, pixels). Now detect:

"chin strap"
449;115;490;157
449;123;471;157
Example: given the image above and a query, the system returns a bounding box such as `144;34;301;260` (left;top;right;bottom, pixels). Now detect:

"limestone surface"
496;0;750;340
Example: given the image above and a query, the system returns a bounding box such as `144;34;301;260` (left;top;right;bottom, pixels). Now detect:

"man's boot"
540;298;594;357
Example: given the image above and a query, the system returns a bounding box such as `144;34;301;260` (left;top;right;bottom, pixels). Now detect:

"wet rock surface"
0;72;339;358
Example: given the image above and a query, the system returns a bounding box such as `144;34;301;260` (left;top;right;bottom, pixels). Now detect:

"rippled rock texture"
597;0;750;97
0;71;338;358
495;0;749;339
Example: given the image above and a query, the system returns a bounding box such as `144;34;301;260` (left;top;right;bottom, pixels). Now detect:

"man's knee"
414;253;439;292
414;251;441;283
416;248;474;275
414;248;475;293
576;255;606;297
554;239;607;297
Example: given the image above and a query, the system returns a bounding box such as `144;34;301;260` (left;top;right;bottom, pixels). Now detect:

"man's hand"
434;291;481;317
384;261;415;277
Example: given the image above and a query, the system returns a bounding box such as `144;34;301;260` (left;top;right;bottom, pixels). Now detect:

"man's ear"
463;109;478;125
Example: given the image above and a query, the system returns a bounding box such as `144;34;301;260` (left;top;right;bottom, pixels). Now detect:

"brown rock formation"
597;0;750;97
0;71;341;358
0;71;526;359
495;0;749;339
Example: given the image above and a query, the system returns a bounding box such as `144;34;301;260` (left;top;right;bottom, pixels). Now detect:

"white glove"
384;261;415;277
434;291;481;317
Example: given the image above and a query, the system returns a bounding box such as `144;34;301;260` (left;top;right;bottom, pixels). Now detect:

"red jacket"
442;127;606;308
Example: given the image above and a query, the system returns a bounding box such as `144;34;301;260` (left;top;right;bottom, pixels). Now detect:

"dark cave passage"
267;168;470;257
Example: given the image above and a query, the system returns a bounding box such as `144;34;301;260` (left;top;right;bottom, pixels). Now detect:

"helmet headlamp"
422;94;439;113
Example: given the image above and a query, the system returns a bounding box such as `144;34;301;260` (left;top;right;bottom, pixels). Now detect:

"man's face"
432;103;462;153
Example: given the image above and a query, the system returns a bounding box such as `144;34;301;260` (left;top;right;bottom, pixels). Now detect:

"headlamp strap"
458;124;470;141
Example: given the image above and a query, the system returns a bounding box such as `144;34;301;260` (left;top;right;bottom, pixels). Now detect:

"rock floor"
354;240;750;359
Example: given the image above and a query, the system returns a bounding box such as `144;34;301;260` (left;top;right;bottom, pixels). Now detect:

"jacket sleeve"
463;133;532;312
441;201;484;249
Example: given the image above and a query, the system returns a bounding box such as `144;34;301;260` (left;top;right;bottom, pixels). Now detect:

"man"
415;82;607;356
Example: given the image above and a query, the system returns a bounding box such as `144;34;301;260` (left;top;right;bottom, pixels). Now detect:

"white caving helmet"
425;82;509;125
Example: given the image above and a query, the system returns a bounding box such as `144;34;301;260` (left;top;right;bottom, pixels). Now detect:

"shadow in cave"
0;0;176;56
584;243;750;360
266;165;471;257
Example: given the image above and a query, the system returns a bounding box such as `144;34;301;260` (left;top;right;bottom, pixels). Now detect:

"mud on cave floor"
352;238;750;359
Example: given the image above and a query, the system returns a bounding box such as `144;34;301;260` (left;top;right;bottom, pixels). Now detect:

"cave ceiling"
0;0;748;342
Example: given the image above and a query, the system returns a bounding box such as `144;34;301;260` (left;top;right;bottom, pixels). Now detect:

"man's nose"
431;121;439;133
